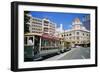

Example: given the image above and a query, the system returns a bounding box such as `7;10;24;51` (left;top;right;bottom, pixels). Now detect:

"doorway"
34;35;40;56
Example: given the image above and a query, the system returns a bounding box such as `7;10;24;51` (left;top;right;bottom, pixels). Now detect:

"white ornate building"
61;18;90;47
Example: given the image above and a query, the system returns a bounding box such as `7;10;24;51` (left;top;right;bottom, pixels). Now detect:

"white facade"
27;14;56;36
61;18;90;47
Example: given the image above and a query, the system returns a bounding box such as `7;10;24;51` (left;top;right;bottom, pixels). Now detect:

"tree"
24;11;30;33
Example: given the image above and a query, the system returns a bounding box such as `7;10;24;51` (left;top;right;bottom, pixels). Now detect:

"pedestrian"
27;37;34;57
28;37;33;45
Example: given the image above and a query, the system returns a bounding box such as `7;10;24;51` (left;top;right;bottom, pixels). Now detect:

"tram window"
60;41;61;44
24;37;27;44
29;37;33;42
41;39;45;46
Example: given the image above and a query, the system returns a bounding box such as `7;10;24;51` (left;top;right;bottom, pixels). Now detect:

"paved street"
45;47;90;61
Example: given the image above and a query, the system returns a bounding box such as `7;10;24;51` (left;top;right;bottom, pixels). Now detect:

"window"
69;37;71;39
76;32;79;35
44;28;48;32
77;41;79;43
77;37;79;39
62;35;63;37
83;33;84;36
87;34;88;36
29;37;33;42
60;41;61;44
69;33;72;36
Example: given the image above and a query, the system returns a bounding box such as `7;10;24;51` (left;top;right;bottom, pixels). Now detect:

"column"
32;36;34;56
39;37;41;53
27;36;29;45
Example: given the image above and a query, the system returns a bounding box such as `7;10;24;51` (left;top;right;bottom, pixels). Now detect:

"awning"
41;33;59;41
52;36;59;41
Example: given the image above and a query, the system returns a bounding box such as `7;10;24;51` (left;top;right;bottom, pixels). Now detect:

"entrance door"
34;36;40;56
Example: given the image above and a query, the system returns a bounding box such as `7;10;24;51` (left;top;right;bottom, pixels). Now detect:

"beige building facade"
27;14;56;36
61;18;90;47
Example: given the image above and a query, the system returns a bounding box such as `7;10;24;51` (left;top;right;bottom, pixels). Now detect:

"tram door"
34;36;40;56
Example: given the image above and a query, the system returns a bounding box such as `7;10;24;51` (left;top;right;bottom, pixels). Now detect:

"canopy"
41;33;59;41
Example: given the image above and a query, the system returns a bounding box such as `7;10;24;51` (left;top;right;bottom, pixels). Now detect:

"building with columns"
61;18;90;47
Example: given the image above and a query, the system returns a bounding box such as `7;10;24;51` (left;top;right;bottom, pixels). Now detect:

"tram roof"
24;33;60;41
24;33;42;36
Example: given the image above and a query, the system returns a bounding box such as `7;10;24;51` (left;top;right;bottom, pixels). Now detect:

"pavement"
45;47;90;61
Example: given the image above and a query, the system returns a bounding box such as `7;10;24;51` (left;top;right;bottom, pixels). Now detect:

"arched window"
69;33;72;36
76;32;79;35
83;33;84;36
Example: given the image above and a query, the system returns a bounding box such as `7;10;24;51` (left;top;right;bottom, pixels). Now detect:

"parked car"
76;46;81;48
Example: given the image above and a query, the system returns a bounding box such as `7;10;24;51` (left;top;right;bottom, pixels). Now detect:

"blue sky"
29;11;90;30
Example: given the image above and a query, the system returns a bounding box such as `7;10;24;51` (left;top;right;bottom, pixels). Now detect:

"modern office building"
27;14;56;36
61;18;90;47
29;16;43;34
